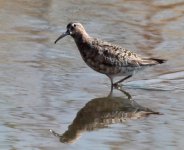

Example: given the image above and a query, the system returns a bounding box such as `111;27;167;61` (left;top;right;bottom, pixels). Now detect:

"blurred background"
0;0;184;149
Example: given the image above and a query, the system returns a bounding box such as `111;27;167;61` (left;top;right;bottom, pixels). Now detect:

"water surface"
0;0;184;149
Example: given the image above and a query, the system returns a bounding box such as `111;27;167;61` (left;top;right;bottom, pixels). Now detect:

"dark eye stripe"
71;26;74;30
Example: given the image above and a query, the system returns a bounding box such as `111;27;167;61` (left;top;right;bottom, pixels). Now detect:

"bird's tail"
140;58;167;66
149;58;167;64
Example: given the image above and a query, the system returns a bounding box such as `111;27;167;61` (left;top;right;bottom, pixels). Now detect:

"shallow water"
0;0;184;149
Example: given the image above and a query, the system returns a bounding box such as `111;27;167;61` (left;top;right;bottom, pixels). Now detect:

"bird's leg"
113;75;132;88
107;75;113;97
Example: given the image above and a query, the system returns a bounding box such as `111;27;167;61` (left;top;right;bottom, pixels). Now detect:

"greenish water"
0;0;184;149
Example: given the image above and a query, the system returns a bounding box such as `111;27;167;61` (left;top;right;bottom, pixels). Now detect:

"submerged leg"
113;75;132;87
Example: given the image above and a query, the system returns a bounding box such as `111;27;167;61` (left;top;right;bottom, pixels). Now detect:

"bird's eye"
70;24;76;30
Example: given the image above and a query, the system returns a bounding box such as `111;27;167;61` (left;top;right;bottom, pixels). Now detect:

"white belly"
113;66;145;77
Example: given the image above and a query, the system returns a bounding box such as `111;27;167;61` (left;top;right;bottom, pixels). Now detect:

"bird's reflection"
50;89;160;143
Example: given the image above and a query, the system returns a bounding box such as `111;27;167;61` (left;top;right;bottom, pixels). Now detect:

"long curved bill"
54;31;70;44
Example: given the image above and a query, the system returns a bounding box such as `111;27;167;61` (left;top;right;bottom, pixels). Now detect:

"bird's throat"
73;32;91;51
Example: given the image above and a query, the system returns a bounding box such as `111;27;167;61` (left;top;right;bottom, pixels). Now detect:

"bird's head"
55;22;87;44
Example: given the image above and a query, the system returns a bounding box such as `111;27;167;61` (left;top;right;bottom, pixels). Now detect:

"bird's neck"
73;31;91;46
72;32;92;55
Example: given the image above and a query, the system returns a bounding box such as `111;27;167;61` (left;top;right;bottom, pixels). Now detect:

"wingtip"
155;58;167;64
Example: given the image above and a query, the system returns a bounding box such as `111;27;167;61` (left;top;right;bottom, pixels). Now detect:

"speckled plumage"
55;22;166;93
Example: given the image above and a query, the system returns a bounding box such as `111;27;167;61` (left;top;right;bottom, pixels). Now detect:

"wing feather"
91;38;142;67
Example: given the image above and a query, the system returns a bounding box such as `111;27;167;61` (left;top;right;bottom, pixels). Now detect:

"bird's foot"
113;83;122;90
